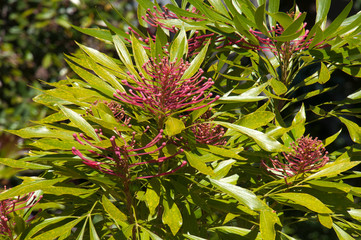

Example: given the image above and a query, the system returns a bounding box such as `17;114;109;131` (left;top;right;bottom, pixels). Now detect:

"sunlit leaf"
214;121;287;152
165;117;185;136
209;178;267;211
162;199;183;235
272;192;333;214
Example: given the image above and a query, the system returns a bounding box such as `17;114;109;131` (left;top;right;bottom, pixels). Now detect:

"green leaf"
140;226;163;240
315;0;331;29
333;223;355;240
113;34;138;78
218;83;269;102
271;193;333;214
268;12;293;28
200;145;245;160
214;121;287;152
89;218;100;240
183;233;207;240
270;78;287;95
65;59;116;97
281;13;306;37
318;214;333;229
182;41;209;80
131;35;150;79
71;25;112;42
185;151;215;176
324;1;353;38
102;195;128;224
255;4;269;36
237;111;275;129
7;126;74;140
75;220;87;240
339;117;361;143
162;199;183;235
170;28;187;62
267;0;280;27
41;186;96;196
31;216;86;240
209;178;266;211
145;187;160;216
305;161;361;181
82;53;125;93
165;117;185;136
59;105;98;141
0;158;51;170
77;43;124;74
213;159;236;180
0;178;64;201
24;216;72;239
260;210;277;240
324;129;342;146
347;209;361;221
339;65;361;77
210;226;261;239
318;62;331;84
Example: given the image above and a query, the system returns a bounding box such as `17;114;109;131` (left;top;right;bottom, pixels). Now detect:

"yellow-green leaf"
165;117;185;136
272;193;332;214
162;199;183;235
102;195;128;224
185;151;215;176
59;105;98;141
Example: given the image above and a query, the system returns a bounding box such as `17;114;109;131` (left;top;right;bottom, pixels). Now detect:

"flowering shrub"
3;0;361;239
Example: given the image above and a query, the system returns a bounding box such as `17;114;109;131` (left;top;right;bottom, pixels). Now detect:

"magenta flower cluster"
125;6;216;55
230;15;325;57
72;128;185;179
0;189;42;239
114;57;219;119
191;111;226;146
262;136;329;180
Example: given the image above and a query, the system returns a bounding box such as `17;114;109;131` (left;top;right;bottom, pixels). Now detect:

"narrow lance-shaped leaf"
182;41;210;80
131;35;150;79
102;195;128;224
0;158;51;170
170;28;188;62
113;34;139;78
339;117;361;143
209;178;267;211
58;105;98;141
214;121;287;152
271;192;333;214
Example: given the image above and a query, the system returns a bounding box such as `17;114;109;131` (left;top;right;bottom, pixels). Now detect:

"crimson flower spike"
0;189;42;239
114;57;219;120
124;6;218;55
262;136;329;183
72;128;184;179
230;15;326;57
191;111;226;146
